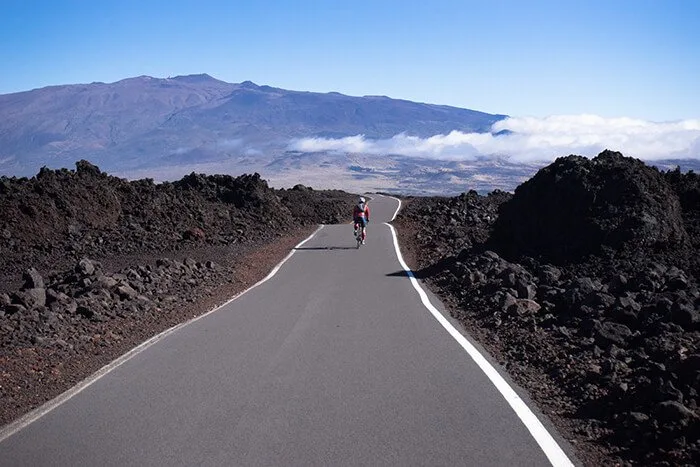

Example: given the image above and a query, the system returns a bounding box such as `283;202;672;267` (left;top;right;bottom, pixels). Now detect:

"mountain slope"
0;75;506;177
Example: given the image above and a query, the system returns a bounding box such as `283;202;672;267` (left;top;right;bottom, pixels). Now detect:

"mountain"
0;75;231;171
0;74;506;183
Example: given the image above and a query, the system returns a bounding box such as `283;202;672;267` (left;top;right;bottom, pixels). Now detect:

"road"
0;195;575;466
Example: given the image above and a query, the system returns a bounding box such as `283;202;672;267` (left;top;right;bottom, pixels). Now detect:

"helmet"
358;196;366;203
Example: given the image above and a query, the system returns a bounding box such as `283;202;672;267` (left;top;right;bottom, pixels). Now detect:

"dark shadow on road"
294;246;359;251
386;270;412;278
385;256;455;279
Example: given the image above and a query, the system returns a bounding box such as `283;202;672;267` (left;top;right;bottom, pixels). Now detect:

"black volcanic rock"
277;184;355;225
0;161;356;294
489;150;689;264
665;167;700;276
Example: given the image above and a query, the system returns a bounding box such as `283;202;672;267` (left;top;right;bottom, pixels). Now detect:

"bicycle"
353;222;364;249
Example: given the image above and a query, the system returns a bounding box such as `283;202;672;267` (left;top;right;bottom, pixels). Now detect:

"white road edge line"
388;195;401;222
383;200;573;467
365;193;401;222
0;224;325;444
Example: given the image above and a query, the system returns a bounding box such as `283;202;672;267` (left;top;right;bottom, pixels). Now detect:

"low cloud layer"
289;115;700;162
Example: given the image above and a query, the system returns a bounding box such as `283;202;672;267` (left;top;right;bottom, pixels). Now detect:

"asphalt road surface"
0;195;576;466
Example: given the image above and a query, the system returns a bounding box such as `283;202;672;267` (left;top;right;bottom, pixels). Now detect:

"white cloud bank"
288;115;700;163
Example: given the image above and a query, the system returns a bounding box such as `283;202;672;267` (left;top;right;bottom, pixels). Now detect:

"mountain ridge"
5;74;695;194
0;74;507;180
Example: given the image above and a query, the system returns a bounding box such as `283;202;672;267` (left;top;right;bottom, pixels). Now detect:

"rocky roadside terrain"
3;153;698;465
0;161;356;426
393;150;700;466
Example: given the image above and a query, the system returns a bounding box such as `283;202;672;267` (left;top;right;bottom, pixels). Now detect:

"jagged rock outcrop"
0;161;356;293
489;150;689;263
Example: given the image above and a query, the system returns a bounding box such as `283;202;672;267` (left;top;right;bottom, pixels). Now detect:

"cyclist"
353;196;370;244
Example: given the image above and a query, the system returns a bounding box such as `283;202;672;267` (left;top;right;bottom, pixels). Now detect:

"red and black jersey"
353;203;370;220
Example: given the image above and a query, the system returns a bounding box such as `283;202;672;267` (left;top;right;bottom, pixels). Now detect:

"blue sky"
1;0;698;120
